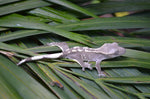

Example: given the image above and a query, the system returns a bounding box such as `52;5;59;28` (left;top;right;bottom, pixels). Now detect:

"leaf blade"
0;14;92;45
55;16;150;31
0;0;51;16
0;55;57;99
46;0;98;18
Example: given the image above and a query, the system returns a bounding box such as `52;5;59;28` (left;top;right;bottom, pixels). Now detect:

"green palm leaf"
46;0;98;18
0;0;51;16
0;14;92;45
0;55;57;99
55;16;150;31
0;0;150;99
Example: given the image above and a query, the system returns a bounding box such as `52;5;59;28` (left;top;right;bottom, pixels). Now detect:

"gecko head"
109;42;126;57
99;42;126;58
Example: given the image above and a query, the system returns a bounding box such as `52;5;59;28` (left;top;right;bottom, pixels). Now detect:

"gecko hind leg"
47;42;69;52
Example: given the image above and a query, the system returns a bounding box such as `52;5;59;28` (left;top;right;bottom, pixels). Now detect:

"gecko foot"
98;72;106;77
84;62;93;70
82;67;85;71
87;66;93;70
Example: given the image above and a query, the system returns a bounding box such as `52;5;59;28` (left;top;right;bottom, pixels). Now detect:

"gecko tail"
17;58;27;66
17;53;63;66
17;58;31;65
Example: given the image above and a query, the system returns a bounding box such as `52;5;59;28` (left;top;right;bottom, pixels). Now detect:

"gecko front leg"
95;60;105;77
70;59;92;71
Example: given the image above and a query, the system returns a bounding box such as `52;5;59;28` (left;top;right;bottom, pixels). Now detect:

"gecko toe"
88;66;93;70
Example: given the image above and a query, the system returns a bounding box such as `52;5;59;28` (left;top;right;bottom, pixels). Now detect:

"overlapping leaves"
0;0;150;99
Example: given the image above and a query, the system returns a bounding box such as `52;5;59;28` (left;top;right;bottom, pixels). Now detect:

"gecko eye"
112;42;118;46
109;48;118;54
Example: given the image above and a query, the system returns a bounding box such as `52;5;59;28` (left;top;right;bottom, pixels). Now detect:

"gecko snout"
118;47;126;55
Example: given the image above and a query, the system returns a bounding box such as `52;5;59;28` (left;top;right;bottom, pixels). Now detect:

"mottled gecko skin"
17;42;126;77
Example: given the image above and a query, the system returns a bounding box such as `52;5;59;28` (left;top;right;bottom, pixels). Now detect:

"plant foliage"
0;0;150;99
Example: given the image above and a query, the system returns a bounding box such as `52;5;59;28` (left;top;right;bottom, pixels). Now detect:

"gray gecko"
17;42;126;77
